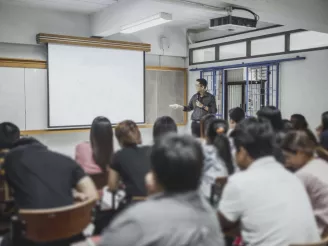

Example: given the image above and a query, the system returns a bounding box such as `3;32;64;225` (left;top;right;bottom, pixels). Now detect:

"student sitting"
228;107;245;135
218;118;320;246
108;120;150;200
200;114;216;139
4;137;98;209
257;106;285;163
201;118;234;199
290;114;308;130
75;116;113;174
153;116;177;142
99;134;225;246
282;130;328;236
0;122;20;165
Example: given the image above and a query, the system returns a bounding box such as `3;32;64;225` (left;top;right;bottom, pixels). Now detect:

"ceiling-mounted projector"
209;7;259;32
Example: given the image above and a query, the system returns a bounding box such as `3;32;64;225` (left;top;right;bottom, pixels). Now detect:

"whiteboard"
48;44;145;128
0;67;25;130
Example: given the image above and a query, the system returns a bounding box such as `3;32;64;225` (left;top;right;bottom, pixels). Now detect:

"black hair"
291;114;308;130
200;114;216;138
153;116;177;141
196;78;208;88
90;116;113;172
206;119;234;175
281;130;317;156
231;117;275;159
282;119;293;132
322;111;328;131
229;107;245;124
150;133;203;193
0;122;20;149
257;106;283;132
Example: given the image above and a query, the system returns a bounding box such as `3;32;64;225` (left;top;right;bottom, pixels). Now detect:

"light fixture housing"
120;13;172;34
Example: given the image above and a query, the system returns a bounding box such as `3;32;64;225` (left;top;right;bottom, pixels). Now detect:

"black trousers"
191;121;201;138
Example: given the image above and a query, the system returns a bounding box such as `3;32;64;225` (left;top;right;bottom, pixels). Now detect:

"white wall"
0;3;91;45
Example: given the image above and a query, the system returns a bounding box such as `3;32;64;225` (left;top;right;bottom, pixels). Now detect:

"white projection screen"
48;44;145;128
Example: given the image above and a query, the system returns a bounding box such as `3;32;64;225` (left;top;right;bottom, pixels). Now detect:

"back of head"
0;122;20;149
257;106;283;132
115;120;142;147
206;119;234;174
200;114;216;138
291;114;308;130
229;107;245;124
281;130;317;156
282;119;293;132
153;116;177;141
150;133;203;193
322;111;328;131
231;117;275;160
90;116;113;171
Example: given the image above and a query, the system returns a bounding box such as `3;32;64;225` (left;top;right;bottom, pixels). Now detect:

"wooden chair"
18;198;96;243
289;236;328;246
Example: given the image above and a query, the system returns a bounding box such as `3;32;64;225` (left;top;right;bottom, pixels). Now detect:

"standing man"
171;78;217;137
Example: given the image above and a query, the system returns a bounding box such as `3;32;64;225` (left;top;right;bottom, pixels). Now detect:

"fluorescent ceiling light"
120;13;172;34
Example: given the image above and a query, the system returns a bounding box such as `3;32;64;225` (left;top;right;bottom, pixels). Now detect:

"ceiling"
0;0;118;13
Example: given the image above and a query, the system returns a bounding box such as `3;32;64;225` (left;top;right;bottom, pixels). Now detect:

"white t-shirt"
219;156;320;246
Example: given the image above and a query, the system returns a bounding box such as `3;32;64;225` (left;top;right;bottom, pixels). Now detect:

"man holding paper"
170;78;217;137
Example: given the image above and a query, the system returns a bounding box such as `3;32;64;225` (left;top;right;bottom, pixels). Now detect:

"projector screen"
48;44;145;128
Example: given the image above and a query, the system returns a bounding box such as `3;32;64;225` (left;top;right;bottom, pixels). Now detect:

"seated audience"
218;118;320;246
99;134;225;246
0;122;20;161
201;118;234;198
319;111;328;150
282;130;328;235
290;114;308;130
108;120;150;199
228;107;245;135
75;116;113;174
153;116;177;142
4;137;98;209
257;106;285;163
200;114;216;139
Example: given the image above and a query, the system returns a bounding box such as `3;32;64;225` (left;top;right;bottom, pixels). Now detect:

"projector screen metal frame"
47;45;146;129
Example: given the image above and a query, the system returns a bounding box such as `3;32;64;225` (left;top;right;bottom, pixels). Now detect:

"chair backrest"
19;198;96;243
90;173;107;190
289;236;328;246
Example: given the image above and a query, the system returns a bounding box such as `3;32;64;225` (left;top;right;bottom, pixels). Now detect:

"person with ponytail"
200;118;234;198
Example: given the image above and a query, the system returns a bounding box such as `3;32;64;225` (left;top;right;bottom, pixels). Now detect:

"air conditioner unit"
209;15;257;32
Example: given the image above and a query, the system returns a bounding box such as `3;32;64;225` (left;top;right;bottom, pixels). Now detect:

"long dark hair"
257;106;283;132
90;116;113;172
322;111;328;131
200;114;216;138
206;119;234;175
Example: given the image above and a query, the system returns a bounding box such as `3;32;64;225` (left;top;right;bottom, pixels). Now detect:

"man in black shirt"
3;137;98;209
171;79;217;137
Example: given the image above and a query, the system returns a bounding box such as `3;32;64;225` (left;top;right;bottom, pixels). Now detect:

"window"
220;42;246;60
251;35;285;56
193;47;215;63
290;31;328;51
